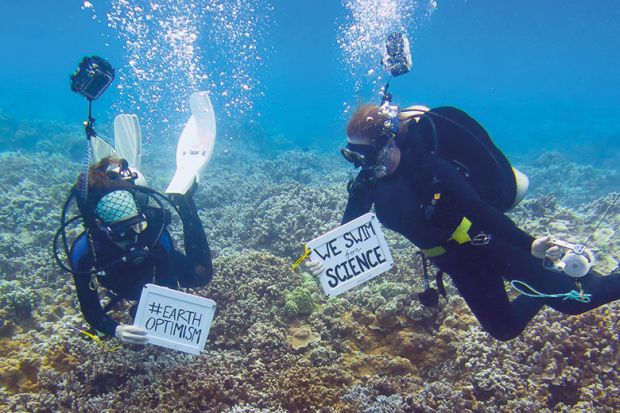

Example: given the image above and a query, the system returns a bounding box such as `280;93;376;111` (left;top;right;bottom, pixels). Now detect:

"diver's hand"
347;169;374;195
531;236;562;260
305;260;325;277
115;324;148;344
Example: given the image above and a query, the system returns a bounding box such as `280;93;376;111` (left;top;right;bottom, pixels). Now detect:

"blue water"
1;2;619;409
1;0;619;162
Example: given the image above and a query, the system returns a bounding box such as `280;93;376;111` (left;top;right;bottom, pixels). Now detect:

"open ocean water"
0;1;618;412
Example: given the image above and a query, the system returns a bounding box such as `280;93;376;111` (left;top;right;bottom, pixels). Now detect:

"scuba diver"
308;102;620;341
304;32;620;341
66;159;212;345
54;56;214;345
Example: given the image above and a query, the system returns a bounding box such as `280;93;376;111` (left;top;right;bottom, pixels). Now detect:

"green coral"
284;275;318;318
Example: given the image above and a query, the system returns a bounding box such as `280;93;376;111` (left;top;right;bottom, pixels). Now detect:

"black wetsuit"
70;193;213;337
343;107;620;341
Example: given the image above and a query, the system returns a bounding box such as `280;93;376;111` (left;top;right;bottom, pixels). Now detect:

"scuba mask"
97;214;148;245
54;182;174;276
341;103;400;175
341;143;380;168
341;138;396;178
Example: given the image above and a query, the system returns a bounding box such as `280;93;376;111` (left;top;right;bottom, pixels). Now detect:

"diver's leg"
519;267;620;314
451;270;542;341
169;190;213;288
499;244;620;314
560;271;620;313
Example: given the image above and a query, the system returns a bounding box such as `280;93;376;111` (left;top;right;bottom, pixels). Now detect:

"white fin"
114;114;142;168
166;91;217;195
90;135;116;163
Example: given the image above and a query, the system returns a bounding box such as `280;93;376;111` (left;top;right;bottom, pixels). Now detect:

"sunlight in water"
338;0;438;111
106;0;273;141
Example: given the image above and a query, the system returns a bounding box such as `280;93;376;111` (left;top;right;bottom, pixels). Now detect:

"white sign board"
307;213;394;297
134;284;216;355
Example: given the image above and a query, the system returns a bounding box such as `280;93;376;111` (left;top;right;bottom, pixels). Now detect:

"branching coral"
283;274;320;319
523;152;620;208
198;250;299;349
0;280;37;335
246;183;346;258
1;146;619;412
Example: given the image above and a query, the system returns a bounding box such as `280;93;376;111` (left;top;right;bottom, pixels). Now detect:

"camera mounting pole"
379;32;412;106
380;78;393;106
70;55;115;202
84;100;98;141
70;55;115;142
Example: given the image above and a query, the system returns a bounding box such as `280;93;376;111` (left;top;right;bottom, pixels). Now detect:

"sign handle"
68;325;122;352
291;245;313;271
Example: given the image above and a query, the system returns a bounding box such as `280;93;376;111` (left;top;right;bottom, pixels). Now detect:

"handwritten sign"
133;284;216;355
307;213;393;297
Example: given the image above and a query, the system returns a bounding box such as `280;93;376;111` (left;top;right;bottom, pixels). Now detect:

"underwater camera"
70;56;115;101
543;239;594;278
382;32;412;77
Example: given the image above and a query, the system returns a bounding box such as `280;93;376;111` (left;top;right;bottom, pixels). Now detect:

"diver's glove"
531;235;563;260
347;169;374;196
115;324;148;344
305;259;325;277
169;181;199;219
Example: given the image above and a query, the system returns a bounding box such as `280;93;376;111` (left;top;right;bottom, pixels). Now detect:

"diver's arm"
342;170;374;225
435;159;534;251
73;275;119;336
169;191;213;288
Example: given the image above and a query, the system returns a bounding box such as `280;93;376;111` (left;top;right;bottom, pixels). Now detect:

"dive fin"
114;114;142;168
165;91;217;195
90;135;116;164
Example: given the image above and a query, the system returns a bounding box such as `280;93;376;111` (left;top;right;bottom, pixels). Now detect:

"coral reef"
0;115;84;159
522;152;620;208
245;183;345;258
0;280;37;336
0;136;618;412
283;275;320;319
198;250;297;349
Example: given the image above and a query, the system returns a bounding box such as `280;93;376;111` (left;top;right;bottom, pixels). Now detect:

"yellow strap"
420;246;447;257
449;217;472;245
78;329;100;341
72;327;122;352
291;245;312;271
421;217;473;257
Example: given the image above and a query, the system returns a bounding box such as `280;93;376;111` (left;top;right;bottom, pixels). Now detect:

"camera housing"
70;56;115;101
382;32;412;77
